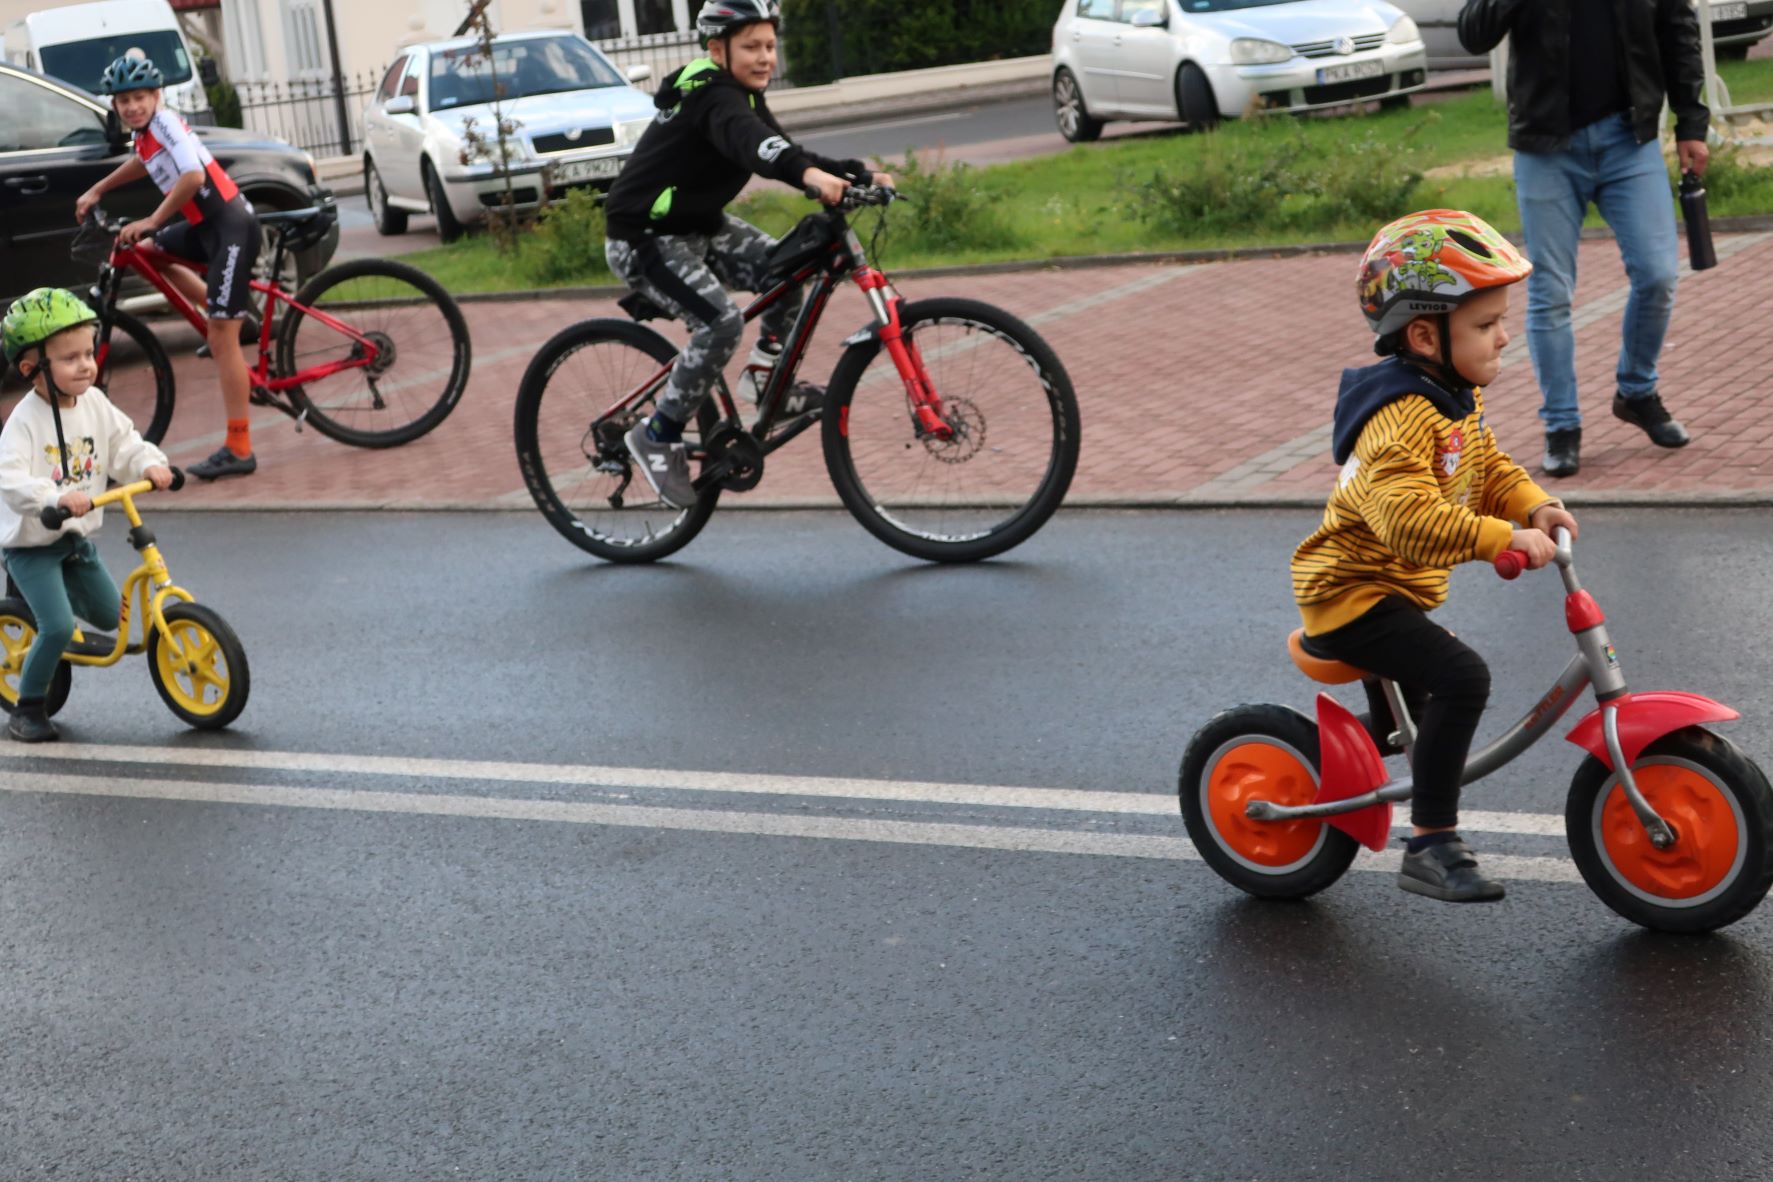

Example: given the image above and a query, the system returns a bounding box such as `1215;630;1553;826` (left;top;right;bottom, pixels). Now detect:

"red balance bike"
1180;528;1773;933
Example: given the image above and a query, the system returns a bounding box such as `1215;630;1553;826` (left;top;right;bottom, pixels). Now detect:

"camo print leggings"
605;216;804;424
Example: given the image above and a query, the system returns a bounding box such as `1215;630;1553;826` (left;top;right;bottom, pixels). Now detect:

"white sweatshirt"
0;387;168;549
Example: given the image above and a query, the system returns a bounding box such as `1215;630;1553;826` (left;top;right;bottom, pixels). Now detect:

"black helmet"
99;54;164;93
696;0;780;39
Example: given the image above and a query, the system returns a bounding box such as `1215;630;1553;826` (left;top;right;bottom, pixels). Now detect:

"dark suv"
0;60;338;306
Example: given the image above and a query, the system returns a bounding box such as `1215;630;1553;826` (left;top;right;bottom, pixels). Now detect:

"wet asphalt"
2;506;1771;1180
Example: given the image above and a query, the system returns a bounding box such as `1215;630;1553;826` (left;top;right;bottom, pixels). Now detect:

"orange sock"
226;419;252;459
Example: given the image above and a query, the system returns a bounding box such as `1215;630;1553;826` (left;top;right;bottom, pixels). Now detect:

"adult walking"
1457;0;1709;477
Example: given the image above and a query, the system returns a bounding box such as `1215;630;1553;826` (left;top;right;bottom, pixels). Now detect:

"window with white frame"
281;0;328;78
222;0;269;80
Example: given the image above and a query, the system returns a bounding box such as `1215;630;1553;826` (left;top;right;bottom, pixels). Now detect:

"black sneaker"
1542;428;1581;478
196;313;261;359
1613;392;1690;448
1398;835;1505;903
189;446;258;481
8;699;58;743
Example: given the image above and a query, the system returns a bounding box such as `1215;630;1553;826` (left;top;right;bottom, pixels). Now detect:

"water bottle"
1680;170;1717;272
737;337;782;404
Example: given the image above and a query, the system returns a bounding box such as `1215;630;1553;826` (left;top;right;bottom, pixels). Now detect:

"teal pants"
4;535;120;701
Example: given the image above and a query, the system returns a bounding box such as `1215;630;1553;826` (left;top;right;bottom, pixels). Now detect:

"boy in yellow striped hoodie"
1291;210;1580;904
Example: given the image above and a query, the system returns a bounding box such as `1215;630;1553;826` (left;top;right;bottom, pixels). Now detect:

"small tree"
453;0;526;250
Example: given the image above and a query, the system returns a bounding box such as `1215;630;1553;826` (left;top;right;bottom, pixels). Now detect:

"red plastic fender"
1564;691;1740;771
1312;692;1393;852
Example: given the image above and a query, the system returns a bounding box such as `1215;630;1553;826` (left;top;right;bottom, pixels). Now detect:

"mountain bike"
1178;528;1773;934
0;468;248;730
512;185;1081;564
75;206;471;449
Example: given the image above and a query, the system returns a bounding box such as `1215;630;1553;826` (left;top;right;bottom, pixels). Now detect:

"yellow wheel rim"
155;616;233;716
0;611;34;706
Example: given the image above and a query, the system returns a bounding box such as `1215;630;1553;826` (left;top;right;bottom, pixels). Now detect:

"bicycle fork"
854;270;952;441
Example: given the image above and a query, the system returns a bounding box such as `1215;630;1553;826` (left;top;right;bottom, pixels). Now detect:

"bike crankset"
701;425;766;492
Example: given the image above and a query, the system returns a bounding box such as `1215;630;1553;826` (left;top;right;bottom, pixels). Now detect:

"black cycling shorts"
154;196;261;321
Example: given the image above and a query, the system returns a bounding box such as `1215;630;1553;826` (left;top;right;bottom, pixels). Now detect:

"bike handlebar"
1493;526;1574;580
39;467;184;530
802;183;900;210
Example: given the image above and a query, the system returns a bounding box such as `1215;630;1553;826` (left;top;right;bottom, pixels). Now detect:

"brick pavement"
34;230;1773;512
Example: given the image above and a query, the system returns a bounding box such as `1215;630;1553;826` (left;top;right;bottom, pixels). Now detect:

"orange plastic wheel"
1599;763;1742;901
1205;740;1326;868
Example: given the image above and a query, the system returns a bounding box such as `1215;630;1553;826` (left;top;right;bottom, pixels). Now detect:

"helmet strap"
35;345;75;490
1395;313;1478;396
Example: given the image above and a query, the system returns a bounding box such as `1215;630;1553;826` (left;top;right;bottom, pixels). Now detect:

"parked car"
4;0;214;124
361;29;656;241
1392;0;1772;70
1051;0;1429;140
0;61;339;307
1707;0;1773;60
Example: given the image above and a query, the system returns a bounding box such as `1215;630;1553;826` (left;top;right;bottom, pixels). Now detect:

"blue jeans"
1513;114;1680;433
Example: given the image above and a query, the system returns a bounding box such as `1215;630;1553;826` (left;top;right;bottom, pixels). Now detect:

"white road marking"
0;770;1588;883
4;743;1570;836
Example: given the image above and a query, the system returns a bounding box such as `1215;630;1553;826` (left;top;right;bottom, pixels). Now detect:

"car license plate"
1317;59;1385;85
551;156;623;184
1713;1;1747;19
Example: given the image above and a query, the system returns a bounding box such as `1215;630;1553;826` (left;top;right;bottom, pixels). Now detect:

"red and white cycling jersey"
132;109;240;225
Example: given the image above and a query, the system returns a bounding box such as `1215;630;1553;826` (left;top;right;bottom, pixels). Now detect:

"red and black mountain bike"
512;185;1081;563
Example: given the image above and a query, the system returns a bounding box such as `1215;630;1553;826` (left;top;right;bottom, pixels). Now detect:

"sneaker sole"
1398;874;1506;903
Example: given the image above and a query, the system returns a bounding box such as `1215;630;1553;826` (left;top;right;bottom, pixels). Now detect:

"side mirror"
104;107;128;149
385;95;417;116
1129;7;1167;27
198;57;219;86
625;64;652;84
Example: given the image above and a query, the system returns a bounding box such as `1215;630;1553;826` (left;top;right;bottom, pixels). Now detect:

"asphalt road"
3;507;1772;1179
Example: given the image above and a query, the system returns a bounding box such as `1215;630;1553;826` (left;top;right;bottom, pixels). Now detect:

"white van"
3;0;212;122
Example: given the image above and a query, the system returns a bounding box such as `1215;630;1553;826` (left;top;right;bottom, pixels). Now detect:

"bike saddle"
617;291;669;322
1287;628;1365;685
260;204;339;252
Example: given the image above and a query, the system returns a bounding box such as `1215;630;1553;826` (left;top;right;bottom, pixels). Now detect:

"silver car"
361;29;655;239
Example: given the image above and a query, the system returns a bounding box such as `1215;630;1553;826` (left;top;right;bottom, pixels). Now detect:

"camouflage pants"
605;216;804;424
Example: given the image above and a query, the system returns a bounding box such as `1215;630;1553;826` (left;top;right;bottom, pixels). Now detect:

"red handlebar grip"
1493;550;1527;580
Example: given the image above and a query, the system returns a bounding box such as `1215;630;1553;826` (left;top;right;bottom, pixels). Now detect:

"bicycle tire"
99;309;176;446
147;601;250;730
274;257;472;448
820;297;1080;563
513;318;721;564
0;598;73;719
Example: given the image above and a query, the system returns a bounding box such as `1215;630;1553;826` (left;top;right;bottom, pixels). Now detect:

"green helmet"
2;288;100;366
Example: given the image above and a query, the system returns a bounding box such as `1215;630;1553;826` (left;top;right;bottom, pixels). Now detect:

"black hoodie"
1330;356;1476;465
604;58;868;241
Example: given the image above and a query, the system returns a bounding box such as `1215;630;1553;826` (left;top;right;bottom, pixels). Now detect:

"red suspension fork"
852;267;951;439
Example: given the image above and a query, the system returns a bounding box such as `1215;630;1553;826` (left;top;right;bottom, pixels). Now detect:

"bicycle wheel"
1179;703;1359;900
99;309;175;446
513;319;720;564
147;601;249;730
274;258;471;448
0;599;73;718
1565;727;1773;933
821;297;1080;563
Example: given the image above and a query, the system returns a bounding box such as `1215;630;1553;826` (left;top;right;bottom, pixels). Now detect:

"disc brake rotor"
921;396;985;464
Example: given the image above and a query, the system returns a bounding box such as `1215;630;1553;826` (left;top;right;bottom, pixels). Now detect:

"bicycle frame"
59;481;194;669
92;233;384;404
1249;529;1740;852
599;205;951;483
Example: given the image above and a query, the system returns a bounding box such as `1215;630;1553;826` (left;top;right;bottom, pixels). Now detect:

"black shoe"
1613;392;1690;448
196;313;260;359
1542;428;1581;478
1398;835;1505;903
8;699;58;743
189;446;258;481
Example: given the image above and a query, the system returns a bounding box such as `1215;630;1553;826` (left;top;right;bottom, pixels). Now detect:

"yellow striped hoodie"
1292;357;1558;635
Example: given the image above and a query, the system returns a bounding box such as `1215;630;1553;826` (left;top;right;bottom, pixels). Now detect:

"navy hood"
1330;357;1476;464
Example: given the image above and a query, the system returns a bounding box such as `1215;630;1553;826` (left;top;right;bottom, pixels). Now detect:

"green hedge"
782;0;1055;85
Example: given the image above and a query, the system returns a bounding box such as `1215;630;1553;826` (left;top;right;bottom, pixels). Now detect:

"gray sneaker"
1398;834;1505;903
624;421;696;509
188;446;258;481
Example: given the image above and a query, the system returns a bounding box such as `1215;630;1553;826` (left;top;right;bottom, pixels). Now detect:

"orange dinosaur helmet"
1358;209;1532;337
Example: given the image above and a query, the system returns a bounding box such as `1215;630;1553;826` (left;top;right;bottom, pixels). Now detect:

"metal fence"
591;30;708;87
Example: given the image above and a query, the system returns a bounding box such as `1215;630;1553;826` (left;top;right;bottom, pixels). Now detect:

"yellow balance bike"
0;470;249;729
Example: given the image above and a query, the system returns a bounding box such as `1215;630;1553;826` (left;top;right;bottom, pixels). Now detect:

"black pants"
1303;597;1490;829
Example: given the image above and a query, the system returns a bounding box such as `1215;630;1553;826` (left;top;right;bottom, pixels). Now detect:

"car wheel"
243;192;308;292
1176;63;1220;131
1716;42;1750;61
1379;93;1412;112
423;158;465;243
1053;67;1104;143
366;158;409;236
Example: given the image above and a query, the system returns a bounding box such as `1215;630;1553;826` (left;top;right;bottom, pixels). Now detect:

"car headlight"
1387;15;1421;42
1230;38;1295;64
617;117;653;146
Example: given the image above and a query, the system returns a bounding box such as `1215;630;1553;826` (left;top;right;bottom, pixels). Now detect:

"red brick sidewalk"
89;229;1773;511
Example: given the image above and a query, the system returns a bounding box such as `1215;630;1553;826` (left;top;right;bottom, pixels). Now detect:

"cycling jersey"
132;109;239;225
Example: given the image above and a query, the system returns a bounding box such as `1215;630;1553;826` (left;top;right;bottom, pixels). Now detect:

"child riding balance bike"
1;290;249;739
1179;210;1773;933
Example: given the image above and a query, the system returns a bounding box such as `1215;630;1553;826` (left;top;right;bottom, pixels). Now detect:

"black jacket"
605;58;867;241
1456;0;1708;152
